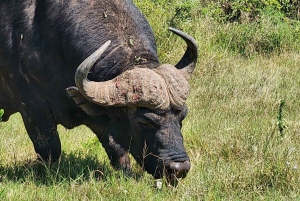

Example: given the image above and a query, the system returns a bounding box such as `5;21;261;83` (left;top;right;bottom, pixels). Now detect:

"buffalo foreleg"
97;132;131;171
20;106;61;162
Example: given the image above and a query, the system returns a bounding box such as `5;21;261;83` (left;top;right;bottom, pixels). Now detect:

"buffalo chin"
145;164;187;187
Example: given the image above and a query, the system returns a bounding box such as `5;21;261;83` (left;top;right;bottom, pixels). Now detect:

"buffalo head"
66;28;198;185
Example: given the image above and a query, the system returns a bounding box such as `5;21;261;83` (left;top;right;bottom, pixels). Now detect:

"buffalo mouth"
150;159;191;187
164;160;190;186
138;149;191;186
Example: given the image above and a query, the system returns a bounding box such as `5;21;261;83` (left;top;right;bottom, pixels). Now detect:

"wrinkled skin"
119;106;189;180
128;106;190;181
0;0;196;184
71;89;191;184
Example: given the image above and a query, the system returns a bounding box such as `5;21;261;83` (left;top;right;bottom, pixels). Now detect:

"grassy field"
1;0;300;200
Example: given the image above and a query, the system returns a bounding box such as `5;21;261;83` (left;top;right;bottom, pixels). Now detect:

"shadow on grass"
0;151;145;186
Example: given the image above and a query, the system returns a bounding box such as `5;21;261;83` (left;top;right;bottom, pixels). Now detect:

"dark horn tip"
168;28;198;78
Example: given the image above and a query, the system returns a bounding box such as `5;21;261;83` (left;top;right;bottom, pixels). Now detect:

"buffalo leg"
21;107;61;161
97;133;131;171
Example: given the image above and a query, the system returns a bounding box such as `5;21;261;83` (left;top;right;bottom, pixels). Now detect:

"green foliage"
0;109;3;122
81;136;102;156
200;0;300;21
169;1;196;27
278;0;300;19
212;9;300;57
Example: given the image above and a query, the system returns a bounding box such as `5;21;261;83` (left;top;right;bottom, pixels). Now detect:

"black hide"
0;0;192;183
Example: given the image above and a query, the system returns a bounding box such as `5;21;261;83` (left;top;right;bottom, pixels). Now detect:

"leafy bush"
212;8;300;57
278;0;300;19
200;0;300;21
170;1;196;27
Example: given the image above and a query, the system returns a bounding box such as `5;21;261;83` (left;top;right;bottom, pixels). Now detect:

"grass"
184;51;300;199
1;0;300;200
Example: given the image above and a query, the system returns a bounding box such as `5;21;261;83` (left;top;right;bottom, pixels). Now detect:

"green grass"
1;0;300;200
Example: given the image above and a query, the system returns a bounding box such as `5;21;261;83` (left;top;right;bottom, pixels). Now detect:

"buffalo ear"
66;86;107;116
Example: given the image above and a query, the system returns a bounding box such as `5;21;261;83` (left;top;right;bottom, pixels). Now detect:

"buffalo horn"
169;27;198;81
75;41;170;110
75;40;112;94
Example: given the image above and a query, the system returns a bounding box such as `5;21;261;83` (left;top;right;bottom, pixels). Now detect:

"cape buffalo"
0;0;198;185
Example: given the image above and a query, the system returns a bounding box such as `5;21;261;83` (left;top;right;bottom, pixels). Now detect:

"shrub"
200;0;300;22
212;8;300;57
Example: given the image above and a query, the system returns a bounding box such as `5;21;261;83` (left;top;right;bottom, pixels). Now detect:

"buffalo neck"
32;0;160;81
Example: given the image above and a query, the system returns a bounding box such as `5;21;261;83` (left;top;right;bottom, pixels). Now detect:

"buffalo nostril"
169;160;190;178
